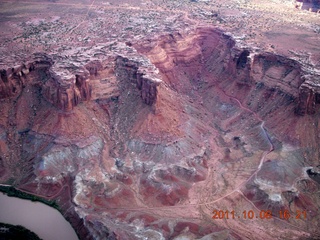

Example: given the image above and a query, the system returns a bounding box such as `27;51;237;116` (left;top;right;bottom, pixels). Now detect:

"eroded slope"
1;26;320;239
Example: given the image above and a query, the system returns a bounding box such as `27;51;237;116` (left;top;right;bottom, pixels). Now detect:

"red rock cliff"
42;64;92;111
0;53;97;111
296;74;320;115
115;56;160;105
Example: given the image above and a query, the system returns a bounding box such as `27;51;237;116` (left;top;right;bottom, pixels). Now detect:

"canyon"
0;0;320;239
0;192;78;240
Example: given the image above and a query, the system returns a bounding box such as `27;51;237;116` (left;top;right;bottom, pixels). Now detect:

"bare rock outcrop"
115;56;160;105
139;28;320;116
296;74;320;115
1;26;320;240
0;53;53;100
0;69;22;99
84;60;103;76
42;64;92;111
0;53;98;111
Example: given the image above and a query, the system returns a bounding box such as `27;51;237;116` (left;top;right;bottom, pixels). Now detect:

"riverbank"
0;192;78;240
0;222;42;240
0;185;59;209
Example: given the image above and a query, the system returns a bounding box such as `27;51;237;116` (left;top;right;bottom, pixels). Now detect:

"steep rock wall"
0;69;22;99
296;74;320;115
42;65;92;111
115;56;160;105
139;27;320;116
0;53;53;100
1;27;320;240
0;53;95;111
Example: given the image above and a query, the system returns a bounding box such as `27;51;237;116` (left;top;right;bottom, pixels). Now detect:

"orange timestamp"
212;209;307;220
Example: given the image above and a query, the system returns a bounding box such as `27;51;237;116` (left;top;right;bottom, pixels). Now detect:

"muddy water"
0;193;78;240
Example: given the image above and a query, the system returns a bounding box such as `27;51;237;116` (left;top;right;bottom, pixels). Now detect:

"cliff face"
115;56;160;105
42;65;92;111
1;27;320;240
0;69;22;99
0;54;53;100
139;28;311;115
296;74;320;115
128;28;320;239
0;54;95;112
3;31;316;116
250;53;303;95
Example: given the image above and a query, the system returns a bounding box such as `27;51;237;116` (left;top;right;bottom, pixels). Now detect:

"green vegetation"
0;186;81;240
0;222;42;240
0;186;59;210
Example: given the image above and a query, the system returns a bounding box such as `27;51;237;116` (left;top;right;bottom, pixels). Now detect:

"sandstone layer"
0;0;320;239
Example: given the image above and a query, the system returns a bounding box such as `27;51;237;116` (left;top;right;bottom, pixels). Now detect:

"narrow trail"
219;88;274;179
0;183;59;199
0;0;305;234
92;92;275;212
87;91;306;231
0;85;279;223
68;0;96;35
0;88;295;230
0;180;72;201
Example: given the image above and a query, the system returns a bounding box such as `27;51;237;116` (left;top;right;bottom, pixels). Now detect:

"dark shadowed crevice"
236;50;250;69
307;168;320;184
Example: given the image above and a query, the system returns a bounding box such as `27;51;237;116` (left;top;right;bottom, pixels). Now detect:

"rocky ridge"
1;24;320;239
0;43;162;111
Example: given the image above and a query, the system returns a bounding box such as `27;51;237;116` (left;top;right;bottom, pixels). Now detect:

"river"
0;193;78;240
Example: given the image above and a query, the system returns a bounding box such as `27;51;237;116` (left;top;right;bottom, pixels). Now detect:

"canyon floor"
0;0;320;239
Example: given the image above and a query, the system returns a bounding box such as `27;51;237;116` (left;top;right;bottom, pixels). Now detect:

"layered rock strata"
115;56;161;105
296;74;320;115
42;63;92;111
0;53;93;111
1;27;320;239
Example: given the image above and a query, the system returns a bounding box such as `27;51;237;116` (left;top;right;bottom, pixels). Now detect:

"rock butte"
0;0;320;239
